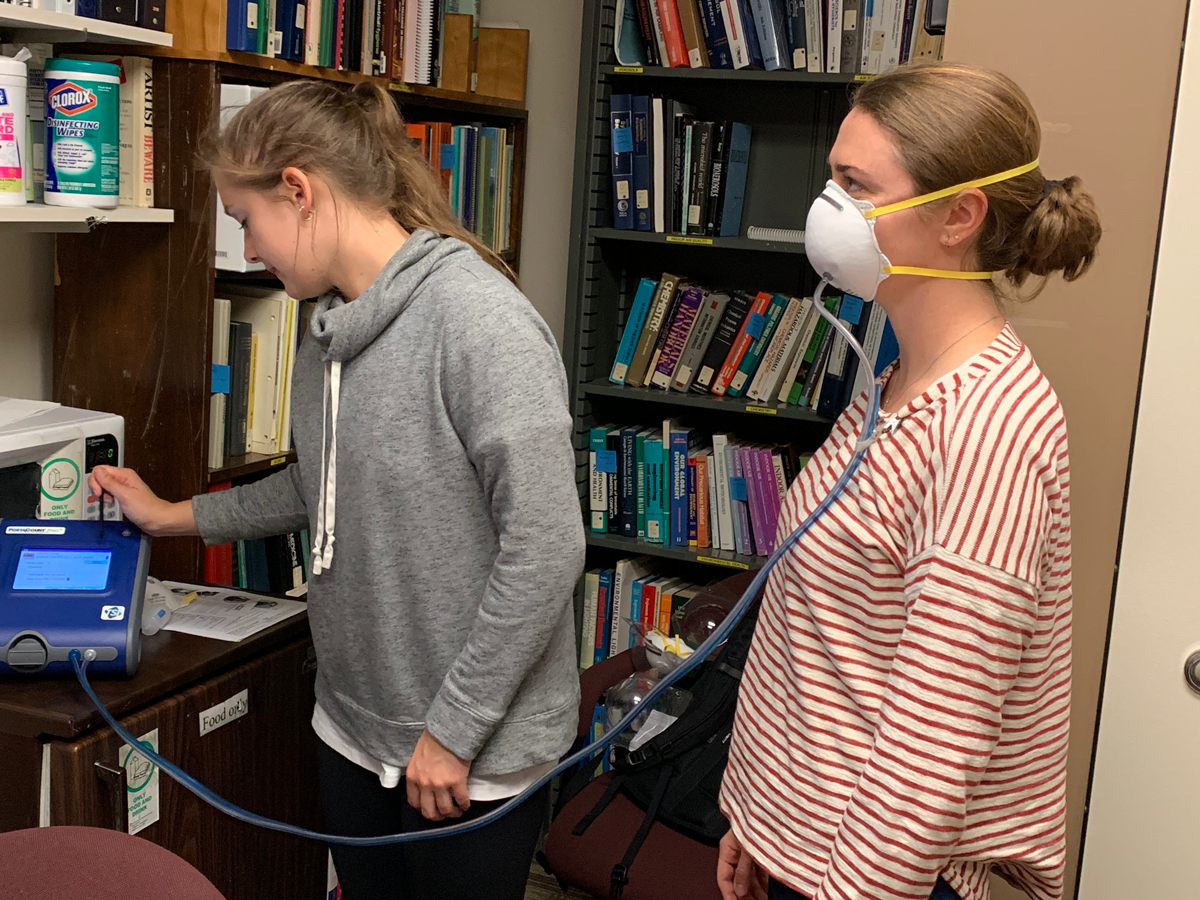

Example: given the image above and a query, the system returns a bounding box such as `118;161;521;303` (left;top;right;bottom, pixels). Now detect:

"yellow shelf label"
388;82;415;93
744;405;778;415
665;235;714;245
269;456;287;466
853;74;875;82
697;556;751;570
613;66;644;73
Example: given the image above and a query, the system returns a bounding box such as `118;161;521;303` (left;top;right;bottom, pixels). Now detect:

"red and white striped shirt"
721;324;1071;900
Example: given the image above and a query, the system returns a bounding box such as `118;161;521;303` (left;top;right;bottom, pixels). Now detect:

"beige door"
1078;5;1200;897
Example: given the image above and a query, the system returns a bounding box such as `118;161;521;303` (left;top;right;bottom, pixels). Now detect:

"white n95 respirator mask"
803;158;1041;301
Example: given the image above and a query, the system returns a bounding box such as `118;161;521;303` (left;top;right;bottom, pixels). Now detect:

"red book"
696;453;710;548
712;291;772;396
406;123;427;156
640;580;659;634
334;0;346;70
203;481;235;585
594;579;610;660
655;0;690;67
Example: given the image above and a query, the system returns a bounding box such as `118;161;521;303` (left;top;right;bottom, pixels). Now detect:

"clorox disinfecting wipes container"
44;58;119;209
0;54;27;206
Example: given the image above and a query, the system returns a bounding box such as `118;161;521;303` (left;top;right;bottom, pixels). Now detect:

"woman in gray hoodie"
89;80;585;900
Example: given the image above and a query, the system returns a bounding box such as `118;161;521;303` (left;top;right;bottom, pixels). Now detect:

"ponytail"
199;79;515;283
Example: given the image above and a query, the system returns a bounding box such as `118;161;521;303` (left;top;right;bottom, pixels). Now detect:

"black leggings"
318;743;550;900
769;876;962;900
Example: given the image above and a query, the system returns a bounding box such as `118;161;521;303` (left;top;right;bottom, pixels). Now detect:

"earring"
300;205;315;221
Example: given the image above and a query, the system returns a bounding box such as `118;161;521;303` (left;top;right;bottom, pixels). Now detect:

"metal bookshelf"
563;0;852;581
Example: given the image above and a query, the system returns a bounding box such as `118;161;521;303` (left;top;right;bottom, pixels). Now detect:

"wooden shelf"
0;204;174;233
582;379;834;424
0;6;173;45
585;531;765;571
600;64;865;84
209;450;297;484
83;44;527;118
590;227;806;255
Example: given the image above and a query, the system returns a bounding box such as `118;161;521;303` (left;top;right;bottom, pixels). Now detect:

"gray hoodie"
192;231;585;775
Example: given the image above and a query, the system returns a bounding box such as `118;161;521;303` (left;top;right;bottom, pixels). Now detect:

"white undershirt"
311;703;555;801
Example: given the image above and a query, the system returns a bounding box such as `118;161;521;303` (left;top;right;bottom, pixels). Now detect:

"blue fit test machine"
0;519;150;677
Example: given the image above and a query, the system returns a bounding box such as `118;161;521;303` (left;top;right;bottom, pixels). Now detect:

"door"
1077;3;1200;897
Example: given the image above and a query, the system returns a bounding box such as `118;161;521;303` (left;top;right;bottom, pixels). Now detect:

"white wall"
484;0;583;345
0;233;54;401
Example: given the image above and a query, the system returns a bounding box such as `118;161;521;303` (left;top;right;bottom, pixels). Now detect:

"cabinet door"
49;637;325;900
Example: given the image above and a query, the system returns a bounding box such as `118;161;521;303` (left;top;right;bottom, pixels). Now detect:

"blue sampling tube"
72;279;880;847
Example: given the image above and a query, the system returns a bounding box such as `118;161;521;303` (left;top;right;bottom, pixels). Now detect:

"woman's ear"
940;188;989;250
279;166;314;215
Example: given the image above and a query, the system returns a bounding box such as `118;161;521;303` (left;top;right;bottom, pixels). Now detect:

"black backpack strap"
609;766;673;899
571;773;625;837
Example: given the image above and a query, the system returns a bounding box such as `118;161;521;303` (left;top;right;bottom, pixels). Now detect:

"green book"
726;293;789;398
788;294;840;406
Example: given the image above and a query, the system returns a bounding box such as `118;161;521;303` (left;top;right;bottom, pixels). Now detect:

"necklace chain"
880;315;1004;415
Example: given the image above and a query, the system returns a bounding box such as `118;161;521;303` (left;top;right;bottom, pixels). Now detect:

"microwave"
0;399;124;521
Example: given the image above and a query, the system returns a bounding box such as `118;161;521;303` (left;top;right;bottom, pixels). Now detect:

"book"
226;291;285;453
676;0;710;66
797;295;842;407
631;95;654;232
304;0;322;63
784;0;807;68
612;556;655;655
826;0;842;72
751;295;812;401
687;120;714;235
816;294;867;417
687;454;698;546
696;0;733;67
644;432;665;543
712;434;736;551
692;289;751;393
611;94;635;230
803;0;823;71
840;0;862;73
655;578;685;634
705;450;721;549
596;568;615;663
673;290;730;392
712;290;771;396
227;0;260;51
718;122;752;238
616;0;649;65
664;100;698;233
618;425;640;537
225;321;252;457
728;292;788;398
650;285;706;388
719;0;750;68
580;570;602;668
679;119;694;233
209;298;231;471
635;427;653;538
748;0;792;69
626;273;679;387
742;445;770;554
611;277;658;384
727;442;751;555
739;0;765;67
656;0;690;66
696;451;710;547
705;121;729;236
669;424;700;546
644;278;690;385
203;482;235;585
651;97;666;232
589;424;614;532
777;298;822;402
849;300;888;404
788;293;838;405
632;0;662;66
645;0;671;66
607;427;621;532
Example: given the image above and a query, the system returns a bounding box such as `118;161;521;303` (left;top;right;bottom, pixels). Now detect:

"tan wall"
0;233;54;401
944;3;1189;897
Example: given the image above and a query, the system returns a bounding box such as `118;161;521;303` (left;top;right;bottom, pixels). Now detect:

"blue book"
737;0;766;67
783;0;807;69
610;94;635;230
718;123;752;238
463;127;479;234
630;578;646;645
277;0;305;61
631;95;653;232
728;293;789;398
670;426;699;546
589;425;615;533
596;569;615;664
616;0;648;64
696;0;734;68
619;426;639;538
226;0;258;51
817;296;870;418
244;538;271;592
875;318;899;376
636;429;652;539
644;434;664;544
748;0;792;70
610;278;657;384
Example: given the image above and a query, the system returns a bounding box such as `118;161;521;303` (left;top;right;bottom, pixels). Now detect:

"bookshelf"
0;204;174;232
0;5;174;46
48;4;530;584
563;0;851;577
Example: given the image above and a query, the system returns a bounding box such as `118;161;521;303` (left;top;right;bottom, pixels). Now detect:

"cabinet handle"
1185;651;1200;696
94;761;129;833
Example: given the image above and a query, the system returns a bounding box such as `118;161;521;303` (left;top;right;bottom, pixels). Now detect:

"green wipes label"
45;76;119;198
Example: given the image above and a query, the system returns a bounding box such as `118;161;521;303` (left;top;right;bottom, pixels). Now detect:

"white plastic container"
0;55;28;207
44;57;120;209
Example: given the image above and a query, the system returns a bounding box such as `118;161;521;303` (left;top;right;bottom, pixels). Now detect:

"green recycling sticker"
40;457;80;502
120;729;160;834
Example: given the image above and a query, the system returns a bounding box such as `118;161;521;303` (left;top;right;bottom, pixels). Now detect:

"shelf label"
613;66;644;73
270;456;288;467
744;405;778;415
665;235;714;245
200;689;250;737
696;556;750;571
853;74;876;82
388;82;415;93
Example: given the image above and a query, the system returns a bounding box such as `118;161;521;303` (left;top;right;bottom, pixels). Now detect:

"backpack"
556;593;762;899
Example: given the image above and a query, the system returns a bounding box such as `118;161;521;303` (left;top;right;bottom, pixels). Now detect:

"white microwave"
0;399;124;521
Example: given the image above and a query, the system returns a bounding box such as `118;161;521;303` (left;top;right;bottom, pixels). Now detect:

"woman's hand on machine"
717;829;769;900
406;729;472;821
88;466;198;538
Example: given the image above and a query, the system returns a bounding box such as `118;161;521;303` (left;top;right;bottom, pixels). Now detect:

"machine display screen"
12;549;113;591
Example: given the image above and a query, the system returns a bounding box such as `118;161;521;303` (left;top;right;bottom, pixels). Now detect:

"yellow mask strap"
882;266;994;281
862;158;1040;219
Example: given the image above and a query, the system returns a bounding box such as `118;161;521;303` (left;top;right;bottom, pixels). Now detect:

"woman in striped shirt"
717;64;1102;900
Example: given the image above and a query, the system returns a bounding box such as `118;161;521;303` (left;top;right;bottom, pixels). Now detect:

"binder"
610;93;636;230
631;95;654;232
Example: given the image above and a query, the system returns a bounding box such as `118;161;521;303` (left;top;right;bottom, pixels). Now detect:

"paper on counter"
160;581;306;642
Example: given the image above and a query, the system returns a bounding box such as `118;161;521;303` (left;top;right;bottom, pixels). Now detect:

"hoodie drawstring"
311;360;341;575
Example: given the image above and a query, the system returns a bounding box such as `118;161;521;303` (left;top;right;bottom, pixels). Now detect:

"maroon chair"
0;826;227;900
543;571;758;900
